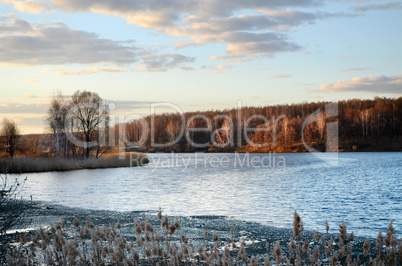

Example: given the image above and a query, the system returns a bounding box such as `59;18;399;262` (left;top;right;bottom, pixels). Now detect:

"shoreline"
0;153;149;174
2;201;384;264
16;201;380;239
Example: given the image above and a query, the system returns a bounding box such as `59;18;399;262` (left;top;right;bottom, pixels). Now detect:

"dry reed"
0;153;149;173
5;210;402;265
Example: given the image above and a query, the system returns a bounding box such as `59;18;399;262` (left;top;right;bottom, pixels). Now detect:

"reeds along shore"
0;153;149;173
5;211;402;265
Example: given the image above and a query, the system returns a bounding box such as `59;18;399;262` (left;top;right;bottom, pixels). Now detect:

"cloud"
209;54;258;63
224;32;301;55
0;101;48;114
23;94;37;98
54;66;125;76
269;74;292;79
318;74;402;93
354;1;401;11
0;14;32;33
5;0;52;14
193;32;301;60
339;55;362;60
139;53;195;72
201;65;232;71
0;0;331;60
341;67;369;72
2;0;322;16
0;15;194;71
40;67;52;73
0;17;138;66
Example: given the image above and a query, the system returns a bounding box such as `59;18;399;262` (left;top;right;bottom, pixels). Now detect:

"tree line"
122;97;402;153
1;94;401;158
1;90;110;159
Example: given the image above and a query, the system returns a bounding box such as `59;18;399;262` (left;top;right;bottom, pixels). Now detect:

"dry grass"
0;153;149;173
5;210;402;265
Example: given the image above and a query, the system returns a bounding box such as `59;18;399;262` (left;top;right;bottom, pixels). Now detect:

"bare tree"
47;91;69;157
26;135;40;157
0;119;20;158
70;91;109;158
360;109;370;137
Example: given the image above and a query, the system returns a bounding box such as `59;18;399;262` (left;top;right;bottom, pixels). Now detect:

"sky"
0;0;401;134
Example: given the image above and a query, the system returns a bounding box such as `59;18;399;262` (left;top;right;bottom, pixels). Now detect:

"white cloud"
0;101;48;114
269;74;292;79
2;0;321;16
0;14;32;33
54;66;125;76
341;67;369;72
201;65;232;71
354;1;401;11
0;0;331;61
40;67;52;73
0;18;138;66
318;74;402;93
138;53;195;72
0;15;194;71
0;0;51;13
23;94;37;98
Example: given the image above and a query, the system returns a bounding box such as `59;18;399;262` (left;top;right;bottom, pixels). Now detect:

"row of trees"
123;97;401;152
0;90;110;159
47;90;110;158
1;95;401;157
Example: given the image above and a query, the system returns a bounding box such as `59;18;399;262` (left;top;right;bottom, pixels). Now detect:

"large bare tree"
70;90;109;158
0;119;20;158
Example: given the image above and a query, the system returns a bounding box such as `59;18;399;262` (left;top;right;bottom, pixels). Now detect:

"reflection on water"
13;152;402;238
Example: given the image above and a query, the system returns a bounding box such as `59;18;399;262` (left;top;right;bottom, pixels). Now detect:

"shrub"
0;175;32;262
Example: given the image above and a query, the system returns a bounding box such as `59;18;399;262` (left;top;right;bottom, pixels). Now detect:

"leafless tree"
26;135;40;157
47;91;69;157
0;119;20;158
70;91;109;158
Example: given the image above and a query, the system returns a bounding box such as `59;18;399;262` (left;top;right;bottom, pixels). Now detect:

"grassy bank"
0;153;149;173
3;203;401;265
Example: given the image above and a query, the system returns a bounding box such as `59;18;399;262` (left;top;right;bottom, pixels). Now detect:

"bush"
0;175;32;262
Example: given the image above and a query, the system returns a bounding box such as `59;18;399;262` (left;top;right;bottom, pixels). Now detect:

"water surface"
14;152;402;238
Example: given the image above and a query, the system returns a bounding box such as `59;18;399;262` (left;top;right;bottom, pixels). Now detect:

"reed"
0;153;149;173
5;211;402;265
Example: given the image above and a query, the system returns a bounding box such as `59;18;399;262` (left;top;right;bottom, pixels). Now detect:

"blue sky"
0;0;401;133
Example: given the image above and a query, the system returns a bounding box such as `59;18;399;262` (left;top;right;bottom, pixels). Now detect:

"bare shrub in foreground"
0;175;32;262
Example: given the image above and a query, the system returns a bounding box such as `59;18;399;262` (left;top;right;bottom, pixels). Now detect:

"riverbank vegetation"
0;90;150;173
5;210;401;265
0;153;149;174
1;94;401;162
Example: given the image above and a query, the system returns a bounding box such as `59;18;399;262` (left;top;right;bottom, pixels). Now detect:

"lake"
13;152;402;238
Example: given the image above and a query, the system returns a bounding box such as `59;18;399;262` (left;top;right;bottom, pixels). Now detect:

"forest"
123;97;402;153
1;96;401;159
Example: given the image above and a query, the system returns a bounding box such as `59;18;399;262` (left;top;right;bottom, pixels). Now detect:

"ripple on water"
11;152;402;238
